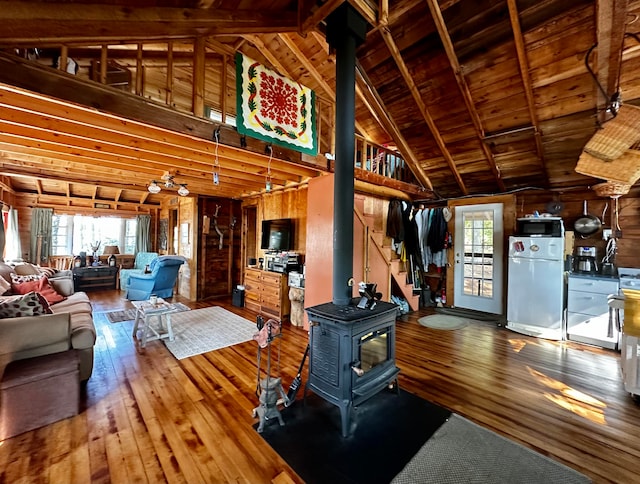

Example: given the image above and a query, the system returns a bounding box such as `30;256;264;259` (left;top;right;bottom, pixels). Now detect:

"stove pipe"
326;5;367;306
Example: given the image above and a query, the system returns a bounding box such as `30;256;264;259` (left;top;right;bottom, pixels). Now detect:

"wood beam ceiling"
378;24;464;194
506;0;549;186
0;3;298;44
356;62;433;191
424;0;505;192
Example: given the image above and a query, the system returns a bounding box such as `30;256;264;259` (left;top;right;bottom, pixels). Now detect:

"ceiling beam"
378;24;462;193
423;0;503;192
356;62;433;191
506;0;549;186
0;3;298;44
299;0;344;36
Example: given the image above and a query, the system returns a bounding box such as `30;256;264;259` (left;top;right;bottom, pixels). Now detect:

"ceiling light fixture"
148;180;161;194
148;175;189;196
177;184;189;196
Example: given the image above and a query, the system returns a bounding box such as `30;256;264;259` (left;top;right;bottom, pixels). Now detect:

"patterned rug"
418;314;469;330
164;306;257;360
104;303;190;323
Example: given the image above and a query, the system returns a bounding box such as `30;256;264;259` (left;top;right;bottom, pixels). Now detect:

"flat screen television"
261;218;293;251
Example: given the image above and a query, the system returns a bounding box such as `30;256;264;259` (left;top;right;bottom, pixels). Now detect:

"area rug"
392;414;591;483
418;314;469;330
164;306;256;360
104;302;191;323
257;389;451;484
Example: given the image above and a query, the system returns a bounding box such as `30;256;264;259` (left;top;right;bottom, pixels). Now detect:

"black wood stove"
305;299;400;437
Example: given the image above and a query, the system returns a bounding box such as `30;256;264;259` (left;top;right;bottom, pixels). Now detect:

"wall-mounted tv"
261;218;294;251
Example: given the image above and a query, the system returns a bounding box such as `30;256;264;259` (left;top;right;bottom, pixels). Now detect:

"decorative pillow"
0;291;52;319
10;272;44;284
0;276;11;295
11;276;66;304
38;266;58;278
13;263;41;276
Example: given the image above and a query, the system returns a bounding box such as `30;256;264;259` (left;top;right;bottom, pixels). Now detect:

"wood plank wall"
516;190;640;270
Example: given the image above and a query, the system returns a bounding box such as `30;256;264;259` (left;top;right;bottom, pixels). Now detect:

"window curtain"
30;208;53;264
136;214;151;254
4;208;22;261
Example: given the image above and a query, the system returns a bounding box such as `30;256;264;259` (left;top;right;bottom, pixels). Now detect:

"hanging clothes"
386;199;404;242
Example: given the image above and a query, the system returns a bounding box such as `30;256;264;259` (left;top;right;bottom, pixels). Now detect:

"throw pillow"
38;266;58;279
10;272;44;284
14;263;41;276
0;276;11;295
11;276;65;304
0;291;52;318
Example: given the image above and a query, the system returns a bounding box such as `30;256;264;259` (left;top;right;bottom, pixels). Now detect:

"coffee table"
131;298;186;347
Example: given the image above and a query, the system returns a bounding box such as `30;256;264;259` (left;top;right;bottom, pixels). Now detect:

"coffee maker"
574;246;598;274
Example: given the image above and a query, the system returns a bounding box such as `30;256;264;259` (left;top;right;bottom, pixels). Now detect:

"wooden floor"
1;290;640;483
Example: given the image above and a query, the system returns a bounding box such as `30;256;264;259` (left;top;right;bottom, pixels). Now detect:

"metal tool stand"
252;319;288;432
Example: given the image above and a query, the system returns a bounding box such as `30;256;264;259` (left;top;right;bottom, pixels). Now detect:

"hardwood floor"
2;290;639;483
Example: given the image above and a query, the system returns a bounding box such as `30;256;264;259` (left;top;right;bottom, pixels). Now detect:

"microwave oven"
515;217;564;237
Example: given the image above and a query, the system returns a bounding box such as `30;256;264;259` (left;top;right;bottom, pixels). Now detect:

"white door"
453;203;504;314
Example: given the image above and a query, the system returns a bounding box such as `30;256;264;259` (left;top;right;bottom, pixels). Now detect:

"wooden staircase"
354;201;420;311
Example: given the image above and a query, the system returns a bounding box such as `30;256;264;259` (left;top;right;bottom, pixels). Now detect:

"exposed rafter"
356;62;433;191
424;0;504;192
506;0;549;186
378;24;463;193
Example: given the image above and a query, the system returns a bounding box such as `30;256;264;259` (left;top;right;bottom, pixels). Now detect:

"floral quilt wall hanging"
235;52;317;156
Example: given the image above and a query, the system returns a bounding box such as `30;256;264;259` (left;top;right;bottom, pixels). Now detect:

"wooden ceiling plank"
347;0;378;26
0;90;321;179
278;33;336;102
355;62;433;191
424;0;504;192
0;4;299;43
378;25;462;193
0;53;313;169
506;0;550;186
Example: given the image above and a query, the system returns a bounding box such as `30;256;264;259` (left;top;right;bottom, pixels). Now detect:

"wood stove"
305;299;400;437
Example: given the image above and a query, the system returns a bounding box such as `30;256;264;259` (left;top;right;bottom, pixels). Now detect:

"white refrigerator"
506;236;565;340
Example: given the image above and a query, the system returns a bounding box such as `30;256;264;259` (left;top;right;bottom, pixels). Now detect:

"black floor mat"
256;389;451;484
435;306;505;324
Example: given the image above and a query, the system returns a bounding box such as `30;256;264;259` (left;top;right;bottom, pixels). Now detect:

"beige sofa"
0;263;96;382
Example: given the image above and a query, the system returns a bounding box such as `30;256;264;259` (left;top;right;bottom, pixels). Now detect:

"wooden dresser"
243;268;290;323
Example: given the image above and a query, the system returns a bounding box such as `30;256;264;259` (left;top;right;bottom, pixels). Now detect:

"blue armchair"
125;255;187;301
119;252;158;291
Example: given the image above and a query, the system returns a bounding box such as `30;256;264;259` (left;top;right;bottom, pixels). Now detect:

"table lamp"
103;245;120;266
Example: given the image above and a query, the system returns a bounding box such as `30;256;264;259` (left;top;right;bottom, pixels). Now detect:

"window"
52;215;137;255
205;105;236;127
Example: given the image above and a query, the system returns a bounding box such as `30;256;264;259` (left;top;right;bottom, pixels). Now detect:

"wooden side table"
131;299;185;347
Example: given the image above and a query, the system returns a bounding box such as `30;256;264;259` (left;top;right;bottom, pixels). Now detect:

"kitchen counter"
567;271;619;281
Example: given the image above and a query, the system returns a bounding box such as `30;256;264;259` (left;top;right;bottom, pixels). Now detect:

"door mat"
418;314;469;330
257;389;451;484
104;303;190;323
435;306;505;324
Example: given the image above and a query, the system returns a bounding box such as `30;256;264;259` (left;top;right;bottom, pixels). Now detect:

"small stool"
608;294;625;339
1;350;80;440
